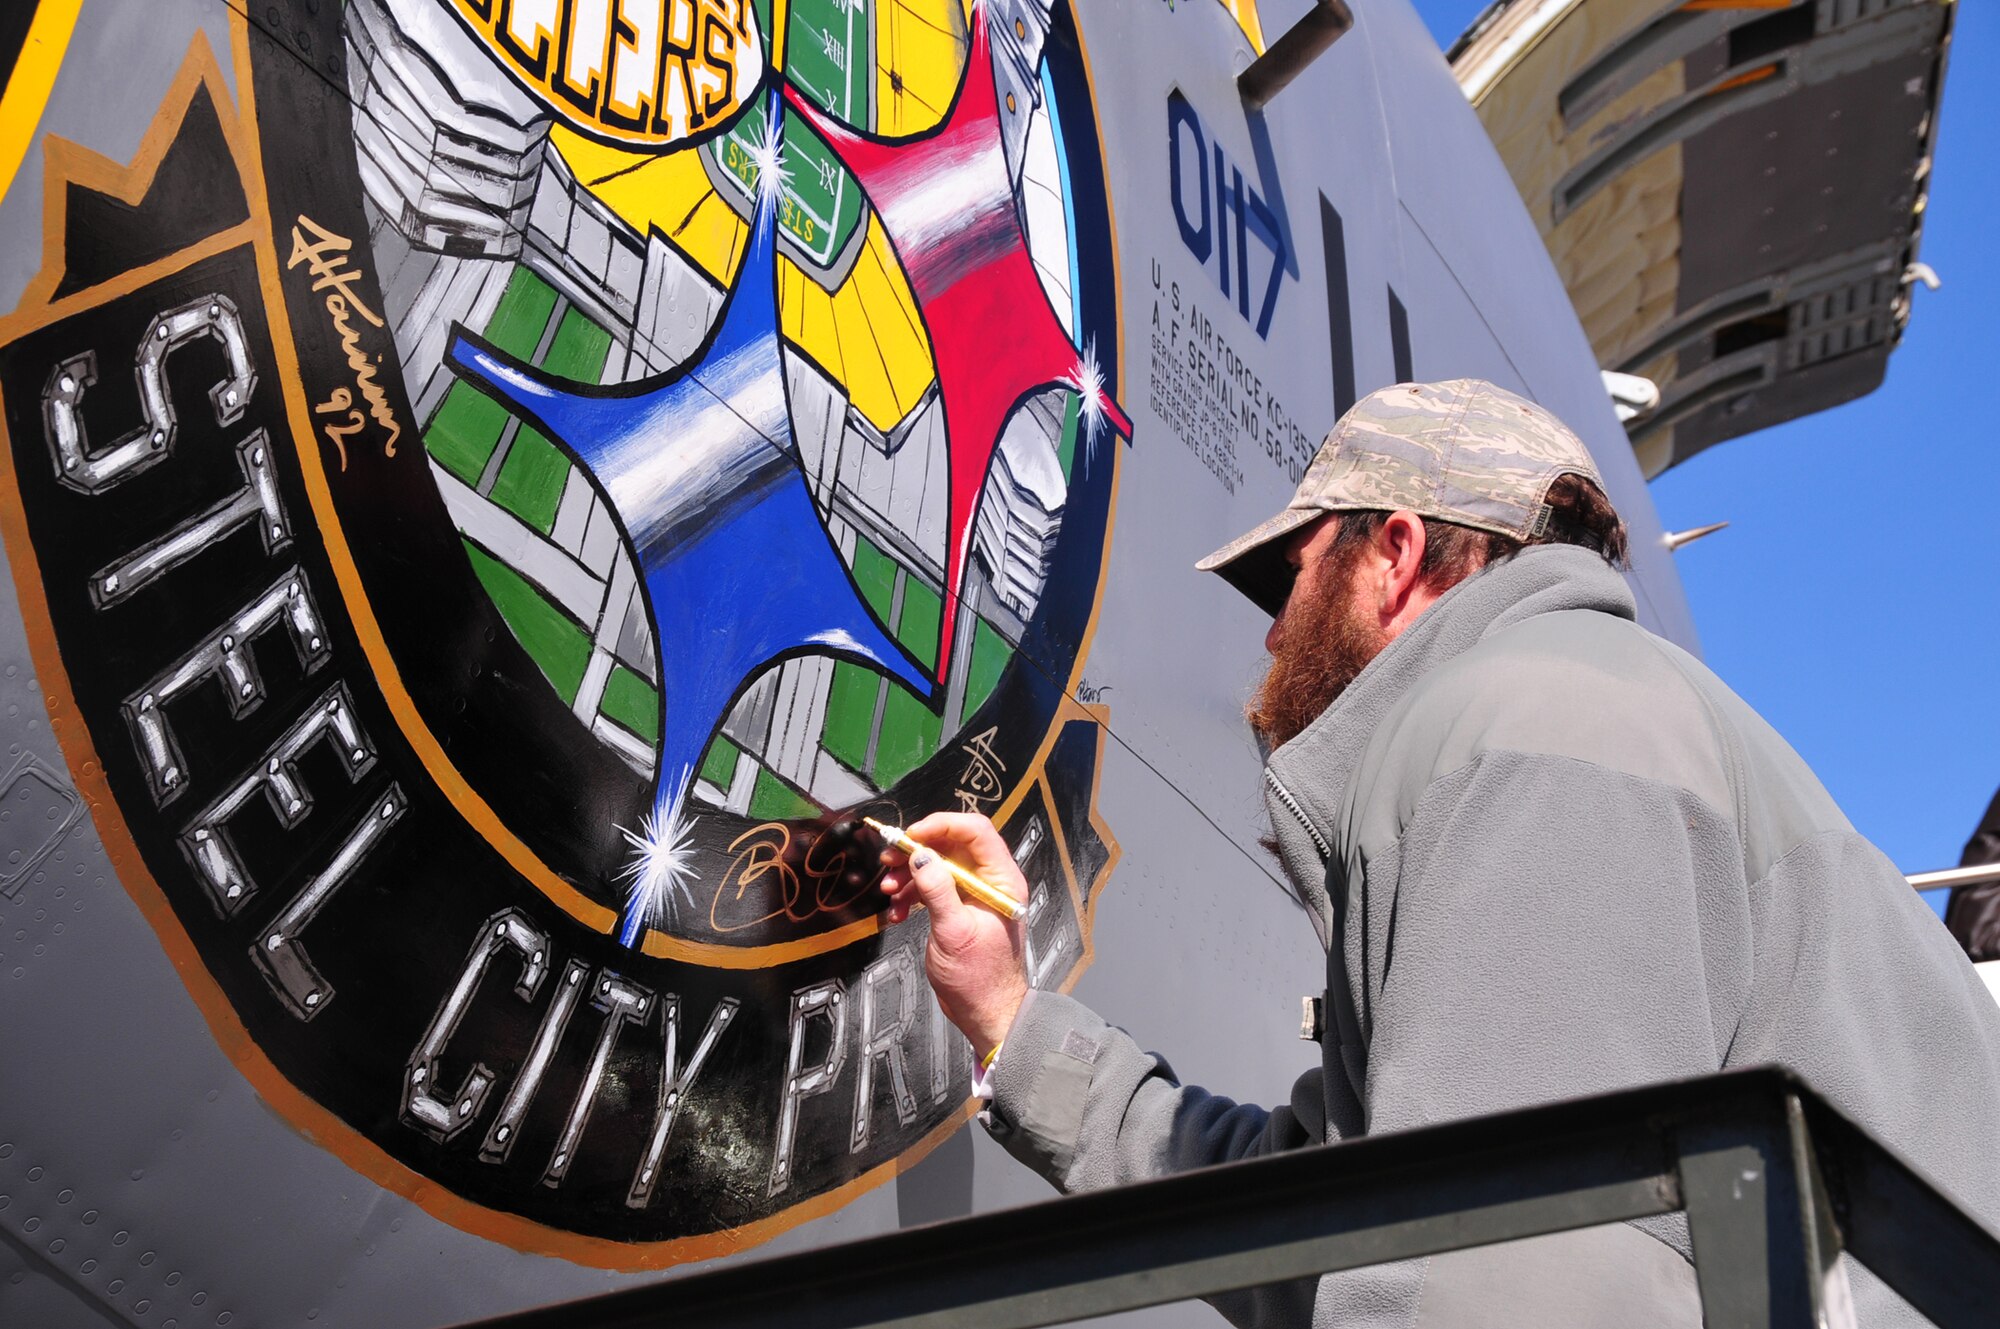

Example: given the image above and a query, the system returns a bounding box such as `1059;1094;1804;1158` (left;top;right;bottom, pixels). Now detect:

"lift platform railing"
457;1067;2000;1329
1910;864;2000;893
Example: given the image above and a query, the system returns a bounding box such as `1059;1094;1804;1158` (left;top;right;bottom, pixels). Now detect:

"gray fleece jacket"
984;545;2000;1328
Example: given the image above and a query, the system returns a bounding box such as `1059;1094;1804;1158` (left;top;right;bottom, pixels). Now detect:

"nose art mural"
445;85;943;947
0;0;1130;1262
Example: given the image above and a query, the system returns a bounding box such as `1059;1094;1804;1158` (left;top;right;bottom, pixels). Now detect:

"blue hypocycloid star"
445;88;933;946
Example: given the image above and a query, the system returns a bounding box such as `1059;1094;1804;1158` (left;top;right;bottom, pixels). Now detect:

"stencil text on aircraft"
1150;261;1313;494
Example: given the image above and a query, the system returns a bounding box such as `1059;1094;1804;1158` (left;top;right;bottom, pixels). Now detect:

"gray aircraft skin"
0;1;1693;1325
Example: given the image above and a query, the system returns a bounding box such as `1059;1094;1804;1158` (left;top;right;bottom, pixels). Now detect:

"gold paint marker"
863;817;1026;921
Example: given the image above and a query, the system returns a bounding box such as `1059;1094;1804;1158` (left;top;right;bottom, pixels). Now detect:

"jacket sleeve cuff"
982;989;1115;1186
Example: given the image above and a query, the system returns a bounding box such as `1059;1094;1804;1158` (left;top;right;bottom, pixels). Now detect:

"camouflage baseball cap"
1196;379;1605;616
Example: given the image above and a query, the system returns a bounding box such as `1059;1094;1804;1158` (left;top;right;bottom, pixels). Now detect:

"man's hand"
878;812;1029;1062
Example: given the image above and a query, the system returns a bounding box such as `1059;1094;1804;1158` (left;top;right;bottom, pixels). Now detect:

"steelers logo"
0;0;1128;1262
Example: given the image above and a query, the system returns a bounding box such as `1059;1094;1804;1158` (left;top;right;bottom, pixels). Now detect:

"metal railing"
1910;864;2000;893
458;1067;2000;1329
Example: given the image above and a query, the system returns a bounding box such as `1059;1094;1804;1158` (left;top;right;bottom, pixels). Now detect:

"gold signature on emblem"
287;214;403;469
709;821;883;935
955;726;1005;815
310;385;365;470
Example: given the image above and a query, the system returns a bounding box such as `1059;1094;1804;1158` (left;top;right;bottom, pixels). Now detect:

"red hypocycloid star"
785;8;1132;685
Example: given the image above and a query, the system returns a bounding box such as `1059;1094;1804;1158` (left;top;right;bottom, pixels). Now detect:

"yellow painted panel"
777;214;934;431
857;224;934;418
779;257;847;384
549;125;649;199
865;224;927;356
673;190;751;284
551;127;746;284
827;277;897;427
874;0;970;138
1217;0;1266;51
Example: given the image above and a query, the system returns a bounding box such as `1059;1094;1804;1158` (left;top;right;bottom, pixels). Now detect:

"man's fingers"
874;813;1028;930
906;812;1006;861
874;835;965;923
880;868;929;917
903;845;973;923
905;812;1026;905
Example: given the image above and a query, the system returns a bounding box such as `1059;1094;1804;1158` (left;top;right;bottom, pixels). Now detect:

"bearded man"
880;379;2000;1329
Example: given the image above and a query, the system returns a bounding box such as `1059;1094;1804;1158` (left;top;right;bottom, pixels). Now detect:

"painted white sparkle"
744;113;791;208
1064;336;1110;442
618;801;699;935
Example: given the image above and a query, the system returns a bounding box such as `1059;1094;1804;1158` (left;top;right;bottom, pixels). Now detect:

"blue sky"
1411;0;1997;913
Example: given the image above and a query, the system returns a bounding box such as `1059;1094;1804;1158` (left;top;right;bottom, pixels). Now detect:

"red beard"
1247;538;1388;751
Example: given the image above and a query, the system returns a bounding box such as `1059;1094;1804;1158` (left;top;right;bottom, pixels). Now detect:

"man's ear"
1374;511;1428;624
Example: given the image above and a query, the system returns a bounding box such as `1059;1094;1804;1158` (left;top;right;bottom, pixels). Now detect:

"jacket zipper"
1265;768;1332;858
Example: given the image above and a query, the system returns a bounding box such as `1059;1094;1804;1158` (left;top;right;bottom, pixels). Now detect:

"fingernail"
909;849;935;871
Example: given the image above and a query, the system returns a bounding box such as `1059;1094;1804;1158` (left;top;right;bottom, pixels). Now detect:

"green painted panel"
601;664;661;743
786;0;870;130
698;733;741;790
963;617;1013;716
776;114;865;268
1056;390;1081;481
487;266;559;360
541;305;613;382
714;99;769;194
713;100;864;270
849;534;897;619
749;767;821;821
873;686;942;786
424;382;509;486
490;425;571;534
895;577;941;670
462;539;591;704
820;661;879;774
